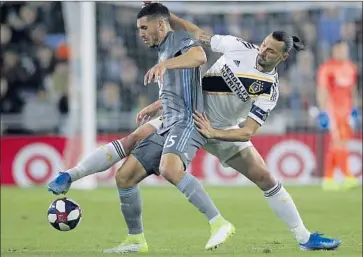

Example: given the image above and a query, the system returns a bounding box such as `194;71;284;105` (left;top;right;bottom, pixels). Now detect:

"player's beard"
256;54;266;67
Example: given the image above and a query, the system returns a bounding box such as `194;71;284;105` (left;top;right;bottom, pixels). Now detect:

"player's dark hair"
272;31;305;53
137;3;170;20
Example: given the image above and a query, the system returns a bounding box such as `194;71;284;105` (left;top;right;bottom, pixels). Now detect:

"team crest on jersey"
249;80;264;94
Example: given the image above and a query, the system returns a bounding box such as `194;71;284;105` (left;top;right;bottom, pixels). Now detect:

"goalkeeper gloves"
317;111;330;129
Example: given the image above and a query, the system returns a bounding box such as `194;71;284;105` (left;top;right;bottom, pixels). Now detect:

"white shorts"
147;117;252;167
204;124;253;167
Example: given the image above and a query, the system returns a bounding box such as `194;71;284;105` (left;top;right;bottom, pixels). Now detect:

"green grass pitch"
1;186;362;257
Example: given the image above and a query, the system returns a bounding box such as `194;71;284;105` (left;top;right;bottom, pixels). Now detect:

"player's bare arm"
144;46;206;85
193;111;261;142
169;13;212;47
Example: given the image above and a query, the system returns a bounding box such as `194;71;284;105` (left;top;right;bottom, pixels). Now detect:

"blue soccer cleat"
299;233;341;251
47;172;72;195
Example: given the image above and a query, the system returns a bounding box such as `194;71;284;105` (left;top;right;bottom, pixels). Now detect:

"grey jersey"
157;30;204;134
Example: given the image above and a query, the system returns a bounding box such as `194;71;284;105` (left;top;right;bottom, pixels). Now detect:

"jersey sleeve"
248;85;279;126
210;35;258;54
173;30;201;54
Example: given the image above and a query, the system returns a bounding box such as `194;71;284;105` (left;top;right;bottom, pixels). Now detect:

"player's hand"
136;105;159;125
144;62;167;86
193;111;215;139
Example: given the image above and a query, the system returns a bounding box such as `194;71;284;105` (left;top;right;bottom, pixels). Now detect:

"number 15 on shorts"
165;135;177;148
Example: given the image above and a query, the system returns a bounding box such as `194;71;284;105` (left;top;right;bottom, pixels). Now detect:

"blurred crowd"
1;2;68;134
1;2;362;134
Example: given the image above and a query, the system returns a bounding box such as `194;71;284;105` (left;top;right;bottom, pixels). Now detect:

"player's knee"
159;165;177;182
250;164;277;191
130;124;156;145
115;167;136;189
129;131;144;146
119;134;139;153
159;156;185;184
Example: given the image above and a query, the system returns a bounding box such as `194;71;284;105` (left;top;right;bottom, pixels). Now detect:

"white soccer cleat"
103;234;149;254
205;216;235;250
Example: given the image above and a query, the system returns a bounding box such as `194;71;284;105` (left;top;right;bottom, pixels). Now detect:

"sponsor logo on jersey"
221;64;250;102
249;80;264;94
233;60;240;67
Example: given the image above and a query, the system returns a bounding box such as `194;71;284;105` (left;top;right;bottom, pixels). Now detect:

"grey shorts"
131;121;206;175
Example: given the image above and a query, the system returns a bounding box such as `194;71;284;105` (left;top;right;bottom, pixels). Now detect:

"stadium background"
1;1;362;187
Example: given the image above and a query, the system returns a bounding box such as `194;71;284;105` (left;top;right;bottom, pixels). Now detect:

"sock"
264;182;310;244
336;148;354;178
67;140;125;182
176;173;220;222
323;148;336;180
118;187;143;235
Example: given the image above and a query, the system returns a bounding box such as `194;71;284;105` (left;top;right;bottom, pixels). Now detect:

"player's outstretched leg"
47;123;157;195
159;153;235;250
225;146;341;251
104;155;150;254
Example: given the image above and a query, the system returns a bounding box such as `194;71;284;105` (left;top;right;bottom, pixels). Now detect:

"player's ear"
158;18;166;31
282;52;289;62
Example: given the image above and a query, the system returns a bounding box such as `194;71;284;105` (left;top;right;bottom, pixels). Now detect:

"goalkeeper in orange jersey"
317;40;361;191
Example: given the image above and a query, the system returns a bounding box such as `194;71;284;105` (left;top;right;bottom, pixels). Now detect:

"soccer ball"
47;197;82;231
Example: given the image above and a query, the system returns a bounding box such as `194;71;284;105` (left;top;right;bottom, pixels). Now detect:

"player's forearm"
169;13;212;47
212;127;254;142
162;48;207;69
151;99;162;111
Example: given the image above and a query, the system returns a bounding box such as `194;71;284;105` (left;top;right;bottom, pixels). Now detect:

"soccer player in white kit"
48;8;341;252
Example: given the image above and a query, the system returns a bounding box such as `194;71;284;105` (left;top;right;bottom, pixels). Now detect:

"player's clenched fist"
144;62;167;85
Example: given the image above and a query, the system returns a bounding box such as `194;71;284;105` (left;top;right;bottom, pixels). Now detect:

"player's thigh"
115;155;149;188
161;122;206;173
223;144;277;190
131;132;165;176
204;139;253;168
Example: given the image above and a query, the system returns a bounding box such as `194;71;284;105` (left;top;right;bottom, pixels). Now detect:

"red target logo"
13;143;62;187
202;153;241;184
266;140;316;182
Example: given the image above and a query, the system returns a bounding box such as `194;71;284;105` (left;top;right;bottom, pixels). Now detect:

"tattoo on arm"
197;32;212;47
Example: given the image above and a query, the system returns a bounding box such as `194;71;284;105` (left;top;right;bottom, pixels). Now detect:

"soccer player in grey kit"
103;3;235;254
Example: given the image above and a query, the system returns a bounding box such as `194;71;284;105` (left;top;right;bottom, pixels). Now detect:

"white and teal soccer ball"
47;198;82;231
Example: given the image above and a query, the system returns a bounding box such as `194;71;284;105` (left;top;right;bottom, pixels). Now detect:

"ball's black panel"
67;216;81;229
64;198;80;213
50;220;61;231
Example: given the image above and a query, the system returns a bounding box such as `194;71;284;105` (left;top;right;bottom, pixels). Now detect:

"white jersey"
202;35;279;129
